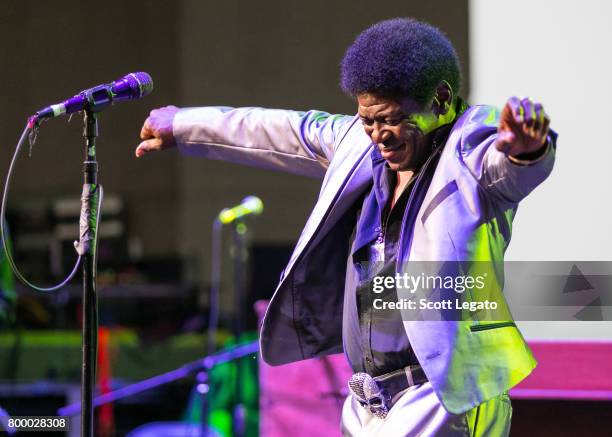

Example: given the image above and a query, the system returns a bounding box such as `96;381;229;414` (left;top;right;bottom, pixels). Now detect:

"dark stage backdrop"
0;0;469;312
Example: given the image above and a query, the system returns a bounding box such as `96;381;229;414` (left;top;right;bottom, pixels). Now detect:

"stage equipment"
1;72;153;437
57;341;259;435
208;196;263;437
35;72;153;121
217;196;264;225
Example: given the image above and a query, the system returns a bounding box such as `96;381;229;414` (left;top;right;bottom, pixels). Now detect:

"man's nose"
369;123;391;144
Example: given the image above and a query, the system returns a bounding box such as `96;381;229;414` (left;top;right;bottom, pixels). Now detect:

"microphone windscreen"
125;72;154;99
241;196;264;215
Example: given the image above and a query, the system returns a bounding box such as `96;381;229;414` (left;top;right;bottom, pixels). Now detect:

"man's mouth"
380;143;405;161
380;142;403;152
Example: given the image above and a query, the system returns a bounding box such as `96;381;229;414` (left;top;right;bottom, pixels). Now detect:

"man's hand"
136;105;180;157
494;96;550;158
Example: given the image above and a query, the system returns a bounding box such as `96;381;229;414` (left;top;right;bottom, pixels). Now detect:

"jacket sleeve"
173;106;354;179
458;105;556;204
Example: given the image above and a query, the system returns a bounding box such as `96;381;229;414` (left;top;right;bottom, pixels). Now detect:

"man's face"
357;93;440;172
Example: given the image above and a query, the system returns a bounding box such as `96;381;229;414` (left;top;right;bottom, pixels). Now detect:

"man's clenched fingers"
520;98;535;127
135;138;163;158
506;96;522;124
134;105;180;158
140;118;155;140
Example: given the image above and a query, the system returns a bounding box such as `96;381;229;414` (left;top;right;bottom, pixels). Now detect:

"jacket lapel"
280;132;373;281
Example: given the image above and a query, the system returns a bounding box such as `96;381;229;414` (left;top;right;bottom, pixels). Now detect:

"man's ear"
432;80;453;116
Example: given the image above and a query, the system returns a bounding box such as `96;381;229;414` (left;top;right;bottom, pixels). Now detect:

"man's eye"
385;119;403;126
360;118;373;126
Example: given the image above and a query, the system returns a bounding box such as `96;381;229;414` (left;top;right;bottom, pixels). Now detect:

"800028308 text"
6;416;70;432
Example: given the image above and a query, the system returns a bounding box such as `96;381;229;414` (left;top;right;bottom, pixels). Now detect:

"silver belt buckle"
348;372;391;419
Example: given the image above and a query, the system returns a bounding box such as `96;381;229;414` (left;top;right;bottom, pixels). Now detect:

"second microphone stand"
230;219;248;437
205;216;250;437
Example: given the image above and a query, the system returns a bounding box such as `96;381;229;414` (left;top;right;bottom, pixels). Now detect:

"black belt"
348;365;428;418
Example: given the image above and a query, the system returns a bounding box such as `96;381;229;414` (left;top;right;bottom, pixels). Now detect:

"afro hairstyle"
340;18;461;106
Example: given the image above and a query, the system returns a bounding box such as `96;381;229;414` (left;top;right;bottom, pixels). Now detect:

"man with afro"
137;17;555;436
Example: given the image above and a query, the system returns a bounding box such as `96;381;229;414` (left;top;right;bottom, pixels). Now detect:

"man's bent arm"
480;133;555;204
459;101;556;204
173;106;353;179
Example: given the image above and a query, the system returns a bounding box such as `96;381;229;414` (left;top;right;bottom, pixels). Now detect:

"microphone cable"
1;119;103;292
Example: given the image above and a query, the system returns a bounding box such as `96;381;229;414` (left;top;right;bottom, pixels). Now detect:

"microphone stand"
231;219;248;437
58;341;260;417
2;75;150;437
201;217;222;437
79;110;101;437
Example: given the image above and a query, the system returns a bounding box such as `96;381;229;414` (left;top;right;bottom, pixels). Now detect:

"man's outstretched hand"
136;105;180;157
494;97;550;158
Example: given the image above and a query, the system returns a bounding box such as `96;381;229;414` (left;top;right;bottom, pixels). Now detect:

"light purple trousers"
341;382;512;437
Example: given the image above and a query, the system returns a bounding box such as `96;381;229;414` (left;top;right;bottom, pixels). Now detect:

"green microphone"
218;196;264;224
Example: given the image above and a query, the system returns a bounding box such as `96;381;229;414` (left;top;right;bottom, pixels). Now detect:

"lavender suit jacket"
174;104;556;414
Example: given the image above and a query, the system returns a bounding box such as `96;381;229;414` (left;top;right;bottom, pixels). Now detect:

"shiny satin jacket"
174;104;556;413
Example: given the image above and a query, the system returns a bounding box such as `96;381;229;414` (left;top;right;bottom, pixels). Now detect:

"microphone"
34;72;153;120
218;196;264;224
